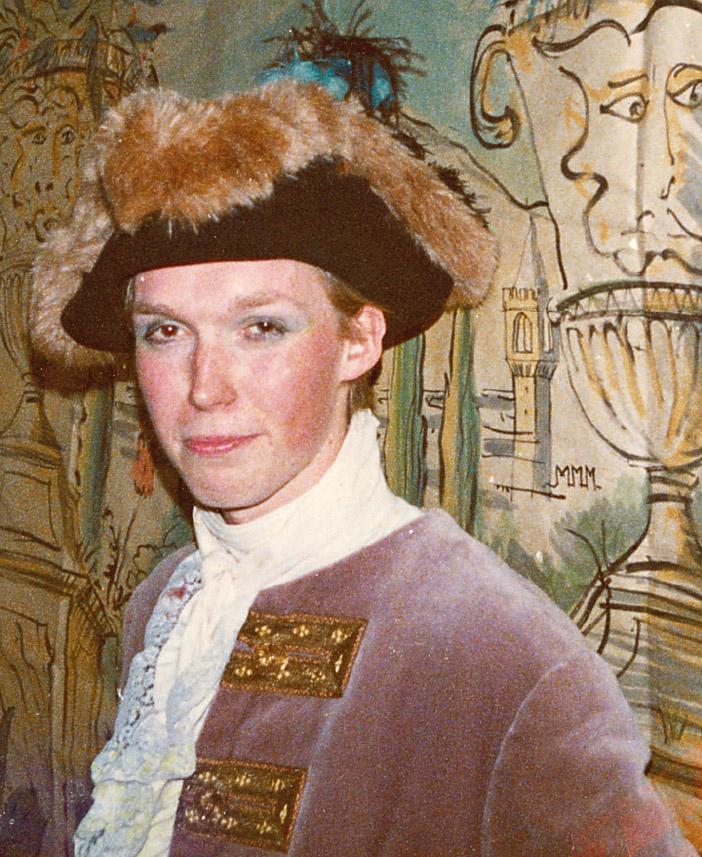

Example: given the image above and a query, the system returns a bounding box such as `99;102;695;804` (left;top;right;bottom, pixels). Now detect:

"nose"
640;91;677;208
188;338;237;410
35;180;54;195
658;174;674;201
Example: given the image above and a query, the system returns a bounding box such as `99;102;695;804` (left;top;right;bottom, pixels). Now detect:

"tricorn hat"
31;79;497;378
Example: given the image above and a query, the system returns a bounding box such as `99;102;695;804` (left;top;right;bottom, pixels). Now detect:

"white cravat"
75;410;420;857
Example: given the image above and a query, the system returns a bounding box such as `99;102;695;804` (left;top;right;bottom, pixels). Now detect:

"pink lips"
184;435;257;456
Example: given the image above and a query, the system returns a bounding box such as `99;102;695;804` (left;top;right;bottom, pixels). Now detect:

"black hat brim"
61;159;453;351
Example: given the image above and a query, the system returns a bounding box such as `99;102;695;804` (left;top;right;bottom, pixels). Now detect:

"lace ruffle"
75;553;203;857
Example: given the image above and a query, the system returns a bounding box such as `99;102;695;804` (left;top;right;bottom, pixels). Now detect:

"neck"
194;409;421;570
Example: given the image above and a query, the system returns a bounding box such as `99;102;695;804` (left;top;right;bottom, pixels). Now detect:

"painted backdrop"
0;0;701;853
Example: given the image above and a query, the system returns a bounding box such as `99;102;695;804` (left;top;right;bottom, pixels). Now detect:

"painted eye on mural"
668;77;702;109
600;93;648;123
59;125;77;146
30;127;47;145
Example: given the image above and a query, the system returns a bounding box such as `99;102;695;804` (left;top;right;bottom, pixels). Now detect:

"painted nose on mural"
188;339;238;410
639;117;677;218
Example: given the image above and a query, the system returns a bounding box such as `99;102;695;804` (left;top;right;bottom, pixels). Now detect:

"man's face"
472;0;702;288
0;83;88;248
133;259;371;523
558;4;702;279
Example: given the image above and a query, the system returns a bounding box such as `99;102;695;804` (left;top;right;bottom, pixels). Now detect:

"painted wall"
0;0;701;852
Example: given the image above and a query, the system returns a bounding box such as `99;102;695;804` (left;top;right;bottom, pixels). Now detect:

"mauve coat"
120;510;695;857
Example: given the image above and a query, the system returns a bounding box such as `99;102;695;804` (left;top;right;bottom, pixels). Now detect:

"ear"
340;305;386;382
470;25;522;149
469;24;547;208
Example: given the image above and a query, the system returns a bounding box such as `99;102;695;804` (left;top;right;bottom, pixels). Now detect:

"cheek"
136;354;182;432
258;337;345;446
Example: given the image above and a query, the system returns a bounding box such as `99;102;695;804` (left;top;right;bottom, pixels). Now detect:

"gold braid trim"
175;757;307;852
223;611;367;698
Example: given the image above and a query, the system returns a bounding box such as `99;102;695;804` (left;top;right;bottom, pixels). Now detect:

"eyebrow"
533;19;630;57
227;291;308;312
131;291;309;316
608;73;649;89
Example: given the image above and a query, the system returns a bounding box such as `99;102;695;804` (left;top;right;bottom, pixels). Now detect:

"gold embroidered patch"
222;611;367;698
176;758;306;852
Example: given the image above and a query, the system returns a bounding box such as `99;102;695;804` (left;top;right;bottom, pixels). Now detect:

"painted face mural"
552;3;702;279
471;0;702;288
0;81;89;254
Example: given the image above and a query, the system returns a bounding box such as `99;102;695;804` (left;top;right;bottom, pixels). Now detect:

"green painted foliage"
489;475;648;613
439;309;481;535
384;335;426;506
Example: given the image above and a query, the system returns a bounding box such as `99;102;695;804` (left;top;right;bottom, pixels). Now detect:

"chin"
190;485;253;514
185;472;277;517
177;454;319;521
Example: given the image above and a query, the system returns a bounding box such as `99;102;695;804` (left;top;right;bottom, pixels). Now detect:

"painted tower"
501;224;558;492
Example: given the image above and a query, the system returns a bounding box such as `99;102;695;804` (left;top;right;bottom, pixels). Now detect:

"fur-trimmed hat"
31;79;497;377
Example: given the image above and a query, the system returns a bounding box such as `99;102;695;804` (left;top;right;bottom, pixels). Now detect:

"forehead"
536;3;702;86
133;258;333;308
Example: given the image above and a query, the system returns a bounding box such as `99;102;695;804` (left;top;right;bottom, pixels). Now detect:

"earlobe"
341;305;386;381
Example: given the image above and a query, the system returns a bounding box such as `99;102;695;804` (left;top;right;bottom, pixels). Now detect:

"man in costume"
32;80;696;856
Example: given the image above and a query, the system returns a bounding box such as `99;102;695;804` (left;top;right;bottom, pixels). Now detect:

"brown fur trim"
31;80;497;378
31;169;116;383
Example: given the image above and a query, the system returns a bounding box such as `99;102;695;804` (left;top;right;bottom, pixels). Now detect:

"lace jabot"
74;409;420;857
